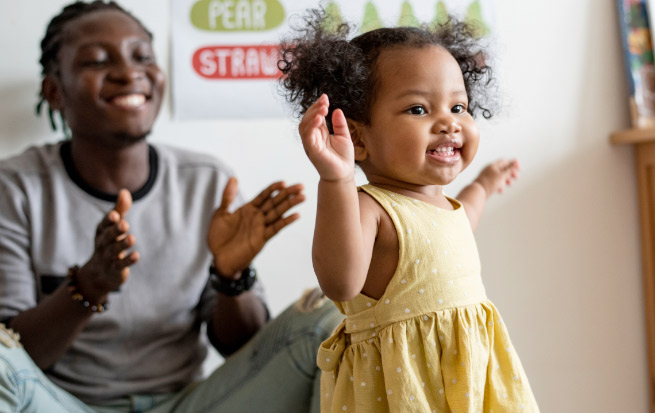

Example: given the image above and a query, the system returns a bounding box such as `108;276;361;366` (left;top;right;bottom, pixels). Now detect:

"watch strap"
209;265;257;296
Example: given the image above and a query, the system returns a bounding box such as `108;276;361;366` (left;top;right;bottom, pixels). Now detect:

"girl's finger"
331;109;350;139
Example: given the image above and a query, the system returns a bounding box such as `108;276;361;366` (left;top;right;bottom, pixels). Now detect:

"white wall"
0;0;647;411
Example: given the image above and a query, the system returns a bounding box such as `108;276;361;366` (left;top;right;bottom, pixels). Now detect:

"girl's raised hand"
474;159;520;197
298;94;355;181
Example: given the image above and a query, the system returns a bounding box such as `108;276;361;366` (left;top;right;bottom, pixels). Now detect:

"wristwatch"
209;265;257;296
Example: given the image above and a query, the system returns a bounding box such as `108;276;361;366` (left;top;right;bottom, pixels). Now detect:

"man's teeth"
112;94;146;107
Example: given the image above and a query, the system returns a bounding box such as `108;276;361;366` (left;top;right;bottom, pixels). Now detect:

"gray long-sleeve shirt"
0;141;264;403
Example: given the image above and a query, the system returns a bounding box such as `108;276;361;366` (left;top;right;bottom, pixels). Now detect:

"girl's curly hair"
278;8;496;133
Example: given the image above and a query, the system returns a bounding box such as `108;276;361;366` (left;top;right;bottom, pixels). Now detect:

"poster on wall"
171;0;495;120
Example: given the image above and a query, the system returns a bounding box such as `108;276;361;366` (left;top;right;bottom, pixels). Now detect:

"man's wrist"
209;265;257;296
211;259;241;280
66;266;109;313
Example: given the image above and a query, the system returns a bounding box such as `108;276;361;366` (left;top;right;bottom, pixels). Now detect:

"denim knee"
0;325;23;411
283;299;343;377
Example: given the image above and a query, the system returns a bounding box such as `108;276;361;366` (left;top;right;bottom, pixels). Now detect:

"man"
0;1;341;412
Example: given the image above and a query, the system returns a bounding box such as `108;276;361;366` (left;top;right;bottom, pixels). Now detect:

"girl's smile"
427;140;463;164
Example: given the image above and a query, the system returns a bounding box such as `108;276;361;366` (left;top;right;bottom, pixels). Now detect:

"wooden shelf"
612;132;655;411
611;128;655;145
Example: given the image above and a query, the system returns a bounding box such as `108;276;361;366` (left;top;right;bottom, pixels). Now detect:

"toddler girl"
279;10;539;413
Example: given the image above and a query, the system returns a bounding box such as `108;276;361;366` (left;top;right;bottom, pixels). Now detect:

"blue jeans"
0;298;343;413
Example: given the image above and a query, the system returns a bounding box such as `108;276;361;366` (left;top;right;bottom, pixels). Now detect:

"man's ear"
41;75;63;111
346;119;369;162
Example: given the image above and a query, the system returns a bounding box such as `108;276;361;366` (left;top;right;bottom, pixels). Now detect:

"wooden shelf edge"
611;128;655;145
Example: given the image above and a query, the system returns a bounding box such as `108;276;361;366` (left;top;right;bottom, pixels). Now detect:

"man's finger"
260;183;304;213
96;219;129;249
264;193;306;224
264;213;300;240
251;181;285;208
217;177;239;214
96;210;121;237
115;189;132;218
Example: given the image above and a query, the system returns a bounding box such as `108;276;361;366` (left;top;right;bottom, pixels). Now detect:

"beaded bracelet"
66;266;109;313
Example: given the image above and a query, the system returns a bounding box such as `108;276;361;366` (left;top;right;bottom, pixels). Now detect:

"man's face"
50;9;165;147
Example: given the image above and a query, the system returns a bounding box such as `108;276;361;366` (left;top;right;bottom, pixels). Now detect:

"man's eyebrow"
76;38;151;49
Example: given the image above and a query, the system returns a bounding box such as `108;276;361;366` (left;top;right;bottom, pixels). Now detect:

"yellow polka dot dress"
317;185;539;412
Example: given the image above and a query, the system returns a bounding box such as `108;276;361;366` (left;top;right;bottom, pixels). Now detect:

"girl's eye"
407;106;426;115
451;104;467;114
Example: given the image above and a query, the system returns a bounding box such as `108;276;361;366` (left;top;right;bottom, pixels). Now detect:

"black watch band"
209;265;257;296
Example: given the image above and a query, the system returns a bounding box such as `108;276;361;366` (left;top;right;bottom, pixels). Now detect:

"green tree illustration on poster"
361;1;383;33
322;1;343;34
398;1;419;27
430;1;449;29
466;0;490;37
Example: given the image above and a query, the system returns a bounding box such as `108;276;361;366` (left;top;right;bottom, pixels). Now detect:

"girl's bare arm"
299;95;377;301
458;159;520;231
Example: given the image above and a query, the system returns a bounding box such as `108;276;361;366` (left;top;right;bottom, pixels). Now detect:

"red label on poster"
192;44;281;79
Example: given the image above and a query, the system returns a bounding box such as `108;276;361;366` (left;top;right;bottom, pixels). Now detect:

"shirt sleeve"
0;172;36;321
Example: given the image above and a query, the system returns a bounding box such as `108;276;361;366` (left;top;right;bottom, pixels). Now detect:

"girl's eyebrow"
394;89;468;99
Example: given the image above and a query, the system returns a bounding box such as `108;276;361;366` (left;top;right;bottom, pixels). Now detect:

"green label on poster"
190;0;285;31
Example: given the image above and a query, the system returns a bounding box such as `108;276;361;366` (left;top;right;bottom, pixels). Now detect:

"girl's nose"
433;114;462;134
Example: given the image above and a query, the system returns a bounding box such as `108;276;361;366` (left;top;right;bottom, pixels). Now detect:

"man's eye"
408;106;426;115
135;54;154;64
452;104;466;114
83;60;107;68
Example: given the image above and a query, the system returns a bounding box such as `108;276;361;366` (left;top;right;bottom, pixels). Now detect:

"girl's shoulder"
358;188;386;228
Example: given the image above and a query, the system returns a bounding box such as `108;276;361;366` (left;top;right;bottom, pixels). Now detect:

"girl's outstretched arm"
300;95;373;301
457;159;520;231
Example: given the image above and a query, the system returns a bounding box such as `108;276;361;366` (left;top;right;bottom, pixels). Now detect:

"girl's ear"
41;75;63;111
347;119;368;162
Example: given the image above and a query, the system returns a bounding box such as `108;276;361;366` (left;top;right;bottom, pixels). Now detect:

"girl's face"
354;45;479;191
46;9;165;146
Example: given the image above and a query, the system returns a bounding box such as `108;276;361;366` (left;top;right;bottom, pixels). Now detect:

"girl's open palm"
299;94;354;181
